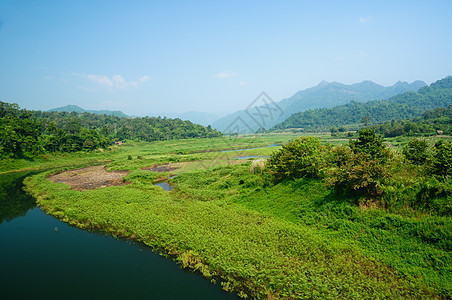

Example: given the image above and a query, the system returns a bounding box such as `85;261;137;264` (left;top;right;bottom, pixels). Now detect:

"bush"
268;137;324;181
415;177;452;215
328;153;390;200
328;130;392;201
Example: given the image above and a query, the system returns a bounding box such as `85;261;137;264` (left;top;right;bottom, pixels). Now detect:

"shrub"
268;137;323;181
328;153;390;200
415;177;452;215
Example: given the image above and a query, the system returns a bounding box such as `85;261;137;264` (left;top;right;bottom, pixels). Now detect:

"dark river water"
0;172;237;299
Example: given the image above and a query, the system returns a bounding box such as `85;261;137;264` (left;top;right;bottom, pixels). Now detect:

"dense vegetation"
20;132;451;299
0;101;222;159
370;105;452;137
33;109;222;142
268;129;451;214
0;102;111;158
271;76;452;132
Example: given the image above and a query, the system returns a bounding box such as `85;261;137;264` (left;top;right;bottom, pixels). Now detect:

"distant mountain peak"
317;80;330;87
48;105;128;118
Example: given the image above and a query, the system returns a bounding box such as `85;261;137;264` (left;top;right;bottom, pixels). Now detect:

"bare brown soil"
142;163;180;173
49;165;129;191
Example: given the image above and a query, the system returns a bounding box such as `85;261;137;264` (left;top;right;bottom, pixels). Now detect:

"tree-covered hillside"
0;102;222;158
213;80;426;133
271;76;452;131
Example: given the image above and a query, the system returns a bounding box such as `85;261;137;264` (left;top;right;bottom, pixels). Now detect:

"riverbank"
0;171;237;299
21;136;451;299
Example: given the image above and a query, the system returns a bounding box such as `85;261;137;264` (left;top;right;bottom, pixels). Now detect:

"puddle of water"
235;156;270;160
220;144;280;153
154;175;177;191
154;181;172;191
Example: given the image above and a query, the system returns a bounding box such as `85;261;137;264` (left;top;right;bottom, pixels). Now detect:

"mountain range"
212;80;427;133
271;76;452;131
48;105;129;118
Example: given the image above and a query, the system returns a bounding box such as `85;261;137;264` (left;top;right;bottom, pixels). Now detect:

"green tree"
349;128;390;162
268;137;323;181
361;116;371;126
403;138;430;165
432;140;452;177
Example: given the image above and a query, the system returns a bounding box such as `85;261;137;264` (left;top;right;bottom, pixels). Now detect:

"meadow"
20;133;451;299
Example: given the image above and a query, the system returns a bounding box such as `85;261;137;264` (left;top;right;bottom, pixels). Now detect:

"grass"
14;134;452;299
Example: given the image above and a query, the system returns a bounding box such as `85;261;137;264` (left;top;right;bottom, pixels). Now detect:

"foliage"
33;109;222;142
373;105;452;138
1;100;222;159
349;128;390;162
0;102;43;158
432;140;452;177
414;177;452;215
267;136;323;181
328;153;390;200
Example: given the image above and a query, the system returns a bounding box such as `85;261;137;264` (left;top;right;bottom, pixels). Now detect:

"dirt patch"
142;163;180;173
49;165;129;191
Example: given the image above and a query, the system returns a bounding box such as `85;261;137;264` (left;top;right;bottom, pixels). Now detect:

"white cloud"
87;74;114;87
86;74;151;89
360;16;373;24
238;81;247;85
139;75;151;83
217;71;237;78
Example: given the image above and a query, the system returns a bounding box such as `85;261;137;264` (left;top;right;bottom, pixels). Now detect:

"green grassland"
19;133;452;299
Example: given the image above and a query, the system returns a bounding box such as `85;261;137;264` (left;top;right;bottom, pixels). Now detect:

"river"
0;172;237;299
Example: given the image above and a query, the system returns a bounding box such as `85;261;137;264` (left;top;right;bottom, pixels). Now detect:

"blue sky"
0;0;451;116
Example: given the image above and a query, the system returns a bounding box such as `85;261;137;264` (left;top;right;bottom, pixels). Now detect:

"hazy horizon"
1;1;451;116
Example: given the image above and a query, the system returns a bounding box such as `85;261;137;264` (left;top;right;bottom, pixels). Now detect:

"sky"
0;0;451;116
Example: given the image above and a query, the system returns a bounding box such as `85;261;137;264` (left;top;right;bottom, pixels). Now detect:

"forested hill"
0;102;222;158
271;76;452;132
48;105;129;118
33;110;222;141
370;105;451;137
212;80;426;133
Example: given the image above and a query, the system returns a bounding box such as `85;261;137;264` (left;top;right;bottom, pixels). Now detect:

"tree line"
370;105;451;137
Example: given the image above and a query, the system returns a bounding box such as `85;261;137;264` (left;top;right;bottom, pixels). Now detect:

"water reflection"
0;171;38;224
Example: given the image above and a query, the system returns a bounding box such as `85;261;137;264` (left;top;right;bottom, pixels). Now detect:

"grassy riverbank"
21;134;451;299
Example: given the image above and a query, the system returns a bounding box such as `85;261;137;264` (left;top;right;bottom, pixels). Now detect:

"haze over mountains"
212;80;427;133
48;79;428;131
48;105;129;118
